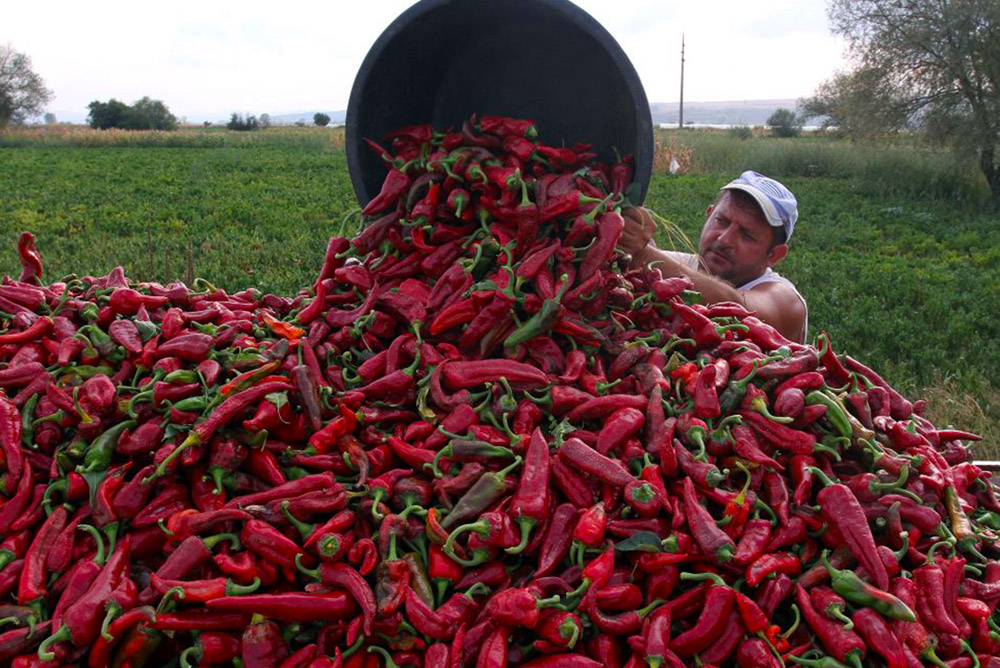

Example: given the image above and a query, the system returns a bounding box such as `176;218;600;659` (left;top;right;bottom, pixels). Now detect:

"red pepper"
16;232;43;283
151;379;294;479
17;501;66;605
107;288;168;315
795;584;867;668
669;572;735;657
152;572;261;602
692;363;721;418
740;410;817;455
682;477;735;563
737;638;782;668
746;552;801;586
37;537;132;660
241;614;290;668
566;394;647;422
558;438;633;488
0;453;32;528
363;169;410;215
534;503;579;577
595;407;644;455
810;472;890;590
241;519;306;569
441;359;548;390
0;315;52;345
205;591;356;622
506;428;550;553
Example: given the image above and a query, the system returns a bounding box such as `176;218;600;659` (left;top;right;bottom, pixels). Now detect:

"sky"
4;0;848;124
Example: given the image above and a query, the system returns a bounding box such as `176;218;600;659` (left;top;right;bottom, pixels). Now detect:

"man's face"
698;191;787;287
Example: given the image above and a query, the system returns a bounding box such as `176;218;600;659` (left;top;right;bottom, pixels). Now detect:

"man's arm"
621;209;807;343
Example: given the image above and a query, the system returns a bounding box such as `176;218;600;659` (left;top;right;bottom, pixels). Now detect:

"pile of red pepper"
1;114;999;668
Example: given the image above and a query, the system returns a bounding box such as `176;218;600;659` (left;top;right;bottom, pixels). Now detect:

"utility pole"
679;34;685;130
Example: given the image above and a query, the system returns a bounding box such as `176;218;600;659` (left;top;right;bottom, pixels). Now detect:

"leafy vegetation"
227;113;259;132
0;126;996;454
805;0;1000;203
87;97;177;130
0;45;53;127
766;108;801;138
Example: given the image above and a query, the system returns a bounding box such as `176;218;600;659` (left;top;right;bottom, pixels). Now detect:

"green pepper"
717;362;758;414
504;276;569;349
80;420;137;475
806;390;853;440
819;551;915;621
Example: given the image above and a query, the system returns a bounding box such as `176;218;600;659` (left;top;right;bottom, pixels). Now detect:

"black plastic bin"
346;0;653;207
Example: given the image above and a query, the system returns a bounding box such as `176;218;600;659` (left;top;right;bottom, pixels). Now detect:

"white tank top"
664;251;809;343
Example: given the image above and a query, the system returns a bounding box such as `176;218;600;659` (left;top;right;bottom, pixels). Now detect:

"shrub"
87;97;177;131
314;113;331;127
767;108;802;138
227;113;258;132
729;125;753;140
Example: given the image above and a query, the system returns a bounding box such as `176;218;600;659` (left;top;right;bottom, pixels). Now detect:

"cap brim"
721;184;785;229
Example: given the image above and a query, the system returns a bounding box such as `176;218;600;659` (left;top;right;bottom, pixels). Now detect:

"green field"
1;126;998;455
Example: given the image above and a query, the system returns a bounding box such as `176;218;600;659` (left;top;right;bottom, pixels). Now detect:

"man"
620;170;808;343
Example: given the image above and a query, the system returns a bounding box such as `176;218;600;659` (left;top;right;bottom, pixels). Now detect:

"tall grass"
0;125;347;151
654;129;991;207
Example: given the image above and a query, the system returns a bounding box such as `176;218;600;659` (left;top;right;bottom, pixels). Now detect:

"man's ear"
766;243;788;267
705;204;715;217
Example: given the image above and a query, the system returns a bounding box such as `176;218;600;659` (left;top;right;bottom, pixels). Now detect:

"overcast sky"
5;0;847;123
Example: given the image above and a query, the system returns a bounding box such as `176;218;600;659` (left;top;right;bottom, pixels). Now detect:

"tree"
0;44;53;127
44;112;57;125
313;112;331;127
87;99;131;129
814;0;1000;202
87;97;176;130
799;65;913;139
259;113;271;129
227;113;258;131
766;108;802;138
129;96;177;130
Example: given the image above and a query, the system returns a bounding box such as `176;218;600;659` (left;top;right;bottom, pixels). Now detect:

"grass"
655;128;993;207
1;125;997;456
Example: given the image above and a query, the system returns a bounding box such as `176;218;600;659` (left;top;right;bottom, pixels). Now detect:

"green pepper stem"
637;598;666;618
462;582;491;599
368;645;399;668
77;523;106;566
295;553;320;580
753;500;779;525
679;571;726;586
100;603;122;641
828;606;854;630
781;603;802;639
180;647;199;668
228;577;262;596
504;518;535;555
281;501;315;540
924;540;955;565
157;586;186;614
37;626;73;661
202;533;240;551
806;466;837;487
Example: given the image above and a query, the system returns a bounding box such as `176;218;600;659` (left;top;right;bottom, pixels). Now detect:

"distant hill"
264;101;799;128
266;110;347;126
44;100;799;128
651;99;799;126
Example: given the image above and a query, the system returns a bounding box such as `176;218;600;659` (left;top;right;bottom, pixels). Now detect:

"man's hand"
619;206;656;266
